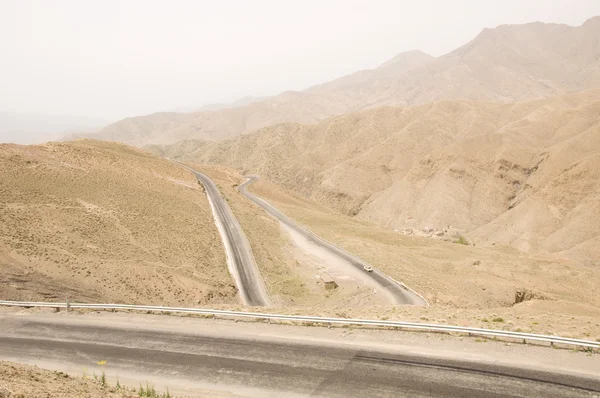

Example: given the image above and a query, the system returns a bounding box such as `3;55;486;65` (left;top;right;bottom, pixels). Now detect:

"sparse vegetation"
492;317;505;323
454;236;469;245
136;382;172;398
0;361;178;397
0;141;235;306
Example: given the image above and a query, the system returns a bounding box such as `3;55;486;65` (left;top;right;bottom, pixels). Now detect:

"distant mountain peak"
74;16;600;146
377;50;434;69
473;16;599;41
583;15;600;27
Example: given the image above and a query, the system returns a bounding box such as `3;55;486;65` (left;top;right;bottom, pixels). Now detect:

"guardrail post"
66;296;70;313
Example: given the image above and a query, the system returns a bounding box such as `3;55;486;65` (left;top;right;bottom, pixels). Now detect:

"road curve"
0;314;598;397
238;176;426;306
182;165;270;306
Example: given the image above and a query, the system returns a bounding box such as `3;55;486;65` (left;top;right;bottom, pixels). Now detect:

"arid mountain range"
77;17;600;146
149;90;600;262
4;11;600;390
5;15;597;310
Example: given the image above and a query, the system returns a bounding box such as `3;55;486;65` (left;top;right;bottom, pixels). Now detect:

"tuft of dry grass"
0;361;144;398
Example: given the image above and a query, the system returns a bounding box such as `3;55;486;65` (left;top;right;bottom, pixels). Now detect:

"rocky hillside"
79;17;600;146
0;140;236;305
151;90;600;261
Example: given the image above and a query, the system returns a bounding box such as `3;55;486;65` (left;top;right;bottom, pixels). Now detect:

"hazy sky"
2;0;599;121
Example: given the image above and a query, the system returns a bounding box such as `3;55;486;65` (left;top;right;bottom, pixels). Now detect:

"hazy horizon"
2;0;600;138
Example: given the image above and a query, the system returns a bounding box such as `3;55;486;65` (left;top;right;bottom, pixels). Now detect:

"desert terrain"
2;155;600;340
3;5;600;397
152;90;600;262
6;146;597;341
199;169;600;340
4;79;600;345
0;140;402;310
0;140;235;306
1;137;598;338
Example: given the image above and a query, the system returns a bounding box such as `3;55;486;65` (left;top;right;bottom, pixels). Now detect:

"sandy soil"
0;360;168;398
0;140;235;307
280;223;390;306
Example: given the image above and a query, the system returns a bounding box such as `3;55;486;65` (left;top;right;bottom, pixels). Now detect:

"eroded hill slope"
0;140;236;305
153;90;600;261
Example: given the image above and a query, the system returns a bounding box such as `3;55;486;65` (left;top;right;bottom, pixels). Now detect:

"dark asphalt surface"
0;316;598;397
185;166;270;306
238;176;426;306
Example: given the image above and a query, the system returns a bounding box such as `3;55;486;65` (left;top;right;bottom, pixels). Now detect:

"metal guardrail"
1;300;598;349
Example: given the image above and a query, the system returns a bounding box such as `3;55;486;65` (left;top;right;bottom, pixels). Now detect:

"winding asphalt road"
0;314;598;397
183;166;270;306
238;176;426;306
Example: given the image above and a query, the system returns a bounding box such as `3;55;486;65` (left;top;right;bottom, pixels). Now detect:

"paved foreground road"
184;166;270;306
238;176;426;305
0;313;598;397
